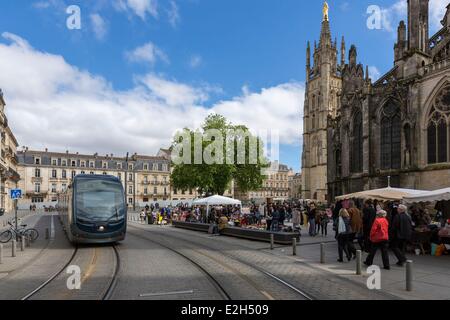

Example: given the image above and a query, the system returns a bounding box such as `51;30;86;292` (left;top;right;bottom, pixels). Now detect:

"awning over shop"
335;187;427;202
403;188;450;204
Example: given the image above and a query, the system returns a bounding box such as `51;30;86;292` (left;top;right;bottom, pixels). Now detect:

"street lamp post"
124;152;129;210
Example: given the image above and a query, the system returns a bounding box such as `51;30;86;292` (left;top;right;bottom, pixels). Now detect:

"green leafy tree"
170;114;269;196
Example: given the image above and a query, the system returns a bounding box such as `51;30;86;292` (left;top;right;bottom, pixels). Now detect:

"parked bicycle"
0;222;39;243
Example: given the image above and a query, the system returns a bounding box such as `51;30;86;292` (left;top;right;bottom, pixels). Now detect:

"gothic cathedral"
301;1;450;203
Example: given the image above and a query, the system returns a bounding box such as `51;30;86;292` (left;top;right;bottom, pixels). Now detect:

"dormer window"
34;157;41;165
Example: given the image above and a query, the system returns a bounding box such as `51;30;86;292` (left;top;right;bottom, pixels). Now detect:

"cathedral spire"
323;2;329;22
341;36;346;66
306;41;311;80
319;3;332;47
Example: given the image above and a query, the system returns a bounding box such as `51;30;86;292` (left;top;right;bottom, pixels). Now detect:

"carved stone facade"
327;1;450;202
301;8;343;202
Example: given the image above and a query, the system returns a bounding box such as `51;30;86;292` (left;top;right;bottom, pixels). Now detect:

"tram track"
20;244;120;300
127;229;231;300
128;225;313;300
21;246;79;300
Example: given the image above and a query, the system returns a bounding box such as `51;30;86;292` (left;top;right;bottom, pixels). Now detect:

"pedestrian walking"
391;204;412;267
364;210;391;270
320;211;329;236
315;209;322;235
362;200;377;253
140;209;146;224
308;203;317;237
336;208;353;262
348;200;363;252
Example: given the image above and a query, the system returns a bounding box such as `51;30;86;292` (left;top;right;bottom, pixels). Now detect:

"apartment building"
17;149;171;208
0;89;20;214
234;162;290;203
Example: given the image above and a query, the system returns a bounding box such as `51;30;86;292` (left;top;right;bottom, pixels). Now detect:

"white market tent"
193;195;242;217
404;188;450;204
193;195;242;206
335;187;427;202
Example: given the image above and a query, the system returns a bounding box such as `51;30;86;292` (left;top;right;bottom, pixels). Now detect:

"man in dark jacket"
362;200;377;253
391;204;412;266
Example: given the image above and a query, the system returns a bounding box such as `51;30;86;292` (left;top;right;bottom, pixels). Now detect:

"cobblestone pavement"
127;225;310;300
129;223;398;300
111;231;226;300
0;213;74;300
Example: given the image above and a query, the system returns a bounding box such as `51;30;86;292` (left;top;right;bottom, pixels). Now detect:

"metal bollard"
45;228;50;240
406;260;413;292
270;234;274;250
356;250;362;275
292;238;297;256
21;236;25;251
26;235;31;248
320;243;325;264
0;244;3;264
12;240;16;257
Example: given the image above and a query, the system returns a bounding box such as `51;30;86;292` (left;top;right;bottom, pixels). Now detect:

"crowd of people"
330;199;445;270
134;198;448;270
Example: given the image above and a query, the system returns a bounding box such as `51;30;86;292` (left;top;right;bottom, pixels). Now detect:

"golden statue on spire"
323;2;329;21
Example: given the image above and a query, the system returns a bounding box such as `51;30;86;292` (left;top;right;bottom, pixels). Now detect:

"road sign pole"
14;199;18;241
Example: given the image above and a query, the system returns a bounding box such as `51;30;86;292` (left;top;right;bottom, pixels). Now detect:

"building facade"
327;1;450;201
301;3;343;203
288;172;302;199
0;89;20;214
17;149;171;208
234;162;290;203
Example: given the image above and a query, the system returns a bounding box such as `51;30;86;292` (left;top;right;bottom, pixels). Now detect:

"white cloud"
90;14;108;40
189;55;202;68
381;0;447;34
368;66;381;81
429;0;448;31
114;0;158;20
167;0;180;28
0;33;304;157
126;42;169;66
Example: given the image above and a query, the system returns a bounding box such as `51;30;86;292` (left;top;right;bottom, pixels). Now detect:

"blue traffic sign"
10;189;22;199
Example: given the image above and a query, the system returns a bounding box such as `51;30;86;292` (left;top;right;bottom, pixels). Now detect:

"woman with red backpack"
364;210;391;270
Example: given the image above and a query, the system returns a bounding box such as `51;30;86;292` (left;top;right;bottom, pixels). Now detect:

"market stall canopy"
403;188;450;204
192;195;242;206
335;187;427;202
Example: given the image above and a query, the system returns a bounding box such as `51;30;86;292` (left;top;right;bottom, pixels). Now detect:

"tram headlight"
99;226;105;232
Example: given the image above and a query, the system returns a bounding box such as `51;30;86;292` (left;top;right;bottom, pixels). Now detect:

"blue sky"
0;0;448;172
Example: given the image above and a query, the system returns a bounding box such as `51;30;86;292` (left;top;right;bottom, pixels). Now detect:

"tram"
58;175;127;244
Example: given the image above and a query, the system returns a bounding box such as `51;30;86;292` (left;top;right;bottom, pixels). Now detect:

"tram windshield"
75;178;125;222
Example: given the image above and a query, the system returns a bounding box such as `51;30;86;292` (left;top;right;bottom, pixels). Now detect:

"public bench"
172;221;300;245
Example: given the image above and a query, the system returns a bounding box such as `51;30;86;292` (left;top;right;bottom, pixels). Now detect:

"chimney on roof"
66;150;69;154
45;148;48;152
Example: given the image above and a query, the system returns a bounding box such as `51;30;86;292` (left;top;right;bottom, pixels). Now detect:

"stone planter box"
173;221;300;245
